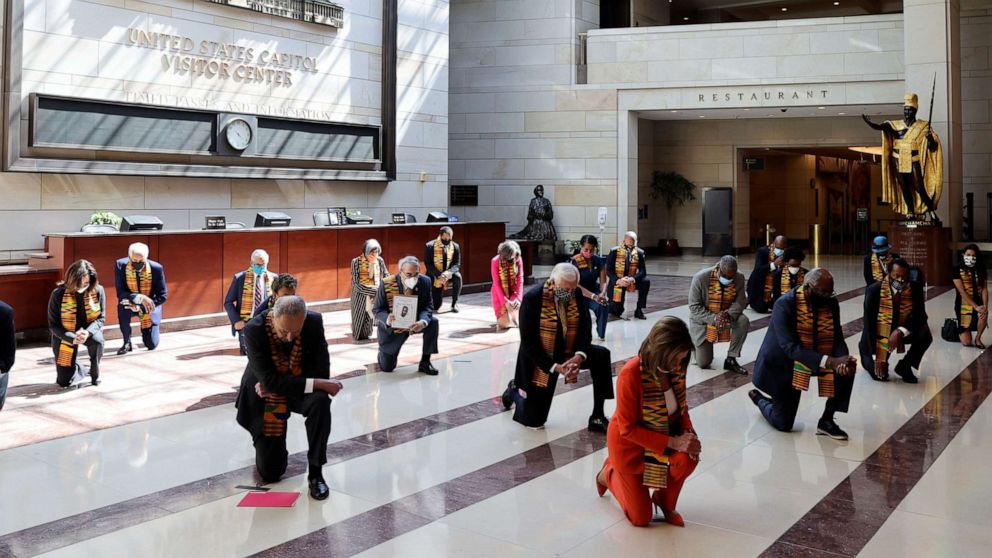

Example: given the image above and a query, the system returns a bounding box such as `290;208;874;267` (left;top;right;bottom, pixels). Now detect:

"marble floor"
0;255;990;557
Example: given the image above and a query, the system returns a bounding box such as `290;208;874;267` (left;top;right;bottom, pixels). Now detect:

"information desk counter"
2;221;511;331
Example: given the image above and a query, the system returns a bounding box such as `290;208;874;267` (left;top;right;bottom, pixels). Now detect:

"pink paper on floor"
237;491;300;508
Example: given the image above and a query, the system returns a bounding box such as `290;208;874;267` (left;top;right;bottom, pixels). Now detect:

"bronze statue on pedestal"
509;184;558;241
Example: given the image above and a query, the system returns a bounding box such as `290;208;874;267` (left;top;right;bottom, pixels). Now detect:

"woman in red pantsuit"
596;316;701;527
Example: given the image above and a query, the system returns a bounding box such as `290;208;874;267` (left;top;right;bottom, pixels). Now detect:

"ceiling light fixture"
817;106;825;110
683;16;690;21
838;112;846;115
781;7;788;11
833;1;840;5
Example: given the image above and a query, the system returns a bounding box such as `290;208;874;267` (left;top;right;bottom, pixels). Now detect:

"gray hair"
251;249;270;264
272;295;306;318
804;267;826;288
550;262;579;283
362;238;382;256
439;226;454;237
624;231;638;244
128;242;149;258
718;255;738;274
497;240;521;260
398;255;420;270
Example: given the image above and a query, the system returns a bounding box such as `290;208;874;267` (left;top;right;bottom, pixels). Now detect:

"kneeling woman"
596;316;700;527
48;259;106;388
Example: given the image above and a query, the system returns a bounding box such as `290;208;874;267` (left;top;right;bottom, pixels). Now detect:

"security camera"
780;108;787;113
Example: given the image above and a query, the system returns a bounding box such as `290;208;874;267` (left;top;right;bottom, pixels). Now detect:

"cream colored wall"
962;1;992;239
0;0;450;261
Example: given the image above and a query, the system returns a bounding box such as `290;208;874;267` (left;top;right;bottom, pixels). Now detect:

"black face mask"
441;239;451;246
131;260;144;270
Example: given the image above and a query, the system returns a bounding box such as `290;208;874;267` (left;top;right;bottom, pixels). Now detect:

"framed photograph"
392;295;418;330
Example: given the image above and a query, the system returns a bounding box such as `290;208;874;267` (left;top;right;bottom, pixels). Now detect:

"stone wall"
962;0;992;240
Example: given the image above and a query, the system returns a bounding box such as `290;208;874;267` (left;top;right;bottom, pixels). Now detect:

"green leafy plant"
649;171;696;240
567;239;583;255
88;211;122;229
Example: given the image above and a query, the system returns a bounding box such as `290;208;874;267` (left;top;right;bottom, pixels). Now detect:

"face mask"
554;287;573;301
890;279;906;293
441;239;451;246
131;260;144;270
788;266;800;275
403;277;418;289
251;264;266;275
964;255;977;267
773;248;784;257
718;276;733;287
77;286;89;294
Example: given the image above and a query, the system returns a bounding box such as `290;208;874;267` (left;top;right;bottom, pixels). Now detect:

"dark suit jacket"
764;266;808;311
373;274;434;327
513;283;593;395
424;240;461;278
860;280;927;355
753;289;848;402
606;246;647;294
863;252;899;285
114;258;168;324
224;270;278;332
253;295;275;318
235;309;330;436
746;246;775;311
0;301;14;374
48;285;107;345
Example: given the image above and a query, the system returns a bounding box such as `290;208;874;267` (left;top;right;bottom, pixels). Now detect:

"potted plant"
649;171;696;256
88;211;122;229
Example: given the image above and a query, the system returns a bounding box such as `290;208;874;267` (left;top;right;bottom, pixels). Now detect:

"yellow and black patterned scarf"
762;246;776;303
871;253;892;283
572;254;589;270
958;266;978;329
125;262;154;329
875;280;915;363
358;255;383;288
262;312;303;437
641;358;687;489
705;266;736;343
612;245;639;303
792;286;835;398
533;279;579;389
780;267;806;296
57;289;102;368
240;268;271;322
433;238;454;289
498;257;518;299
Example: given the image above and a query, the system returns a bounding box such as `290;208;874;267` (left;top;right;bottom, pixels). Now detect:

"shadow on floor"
185;391;238;412
7;382;70;399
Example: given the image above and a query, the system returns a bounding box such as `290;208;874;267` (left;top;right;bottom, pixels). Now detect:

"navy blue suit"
606;246;649;314
224;270;277;354
0;300;14;411
372;275;439;372
752;289;853;432
114;258;167;350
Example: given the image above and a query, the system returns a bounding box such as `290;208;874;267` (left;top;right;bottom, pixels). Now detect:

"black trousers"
610;277;650;315
376;316;440;372
512;344;615;428
253;392;332;482
119;307;160;350
430;272;462;310
859;329;933;374
52;336;103;387
755;371;855;432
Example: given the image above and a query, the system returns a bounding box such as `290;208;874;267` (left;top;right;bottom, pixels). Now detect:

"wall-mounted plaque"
450;185;478;206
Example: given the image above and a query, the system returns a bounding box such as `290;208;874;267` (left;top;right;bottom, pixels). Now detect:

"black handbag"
941;318;959;342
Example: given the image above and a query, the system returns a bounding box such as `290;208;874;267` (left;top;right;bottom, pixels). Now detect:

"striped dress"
350;256;388;340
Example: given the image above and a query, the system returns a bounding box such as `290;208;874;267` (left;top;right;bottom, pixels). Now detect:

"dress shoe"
724;357;747;376
747;389;763;406
816;418;849;441
894;365;919;384
450;304;459;313
587;415;610;433
116;343;133;356
596;463;609;497
501;380;515;410
634;309;646;320
654;505;685;527
308;476;330;500
419;361;439;376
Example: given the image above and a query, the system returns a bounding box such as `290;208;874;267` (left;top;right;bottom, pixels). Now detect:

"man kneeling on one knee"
235;296;343;500
859;258;931;384
373;256;440;376
688;255;749;375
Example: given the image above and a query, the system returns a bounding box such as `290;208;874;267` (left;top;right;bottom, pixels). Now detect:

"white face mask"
788;266;801;275
964;255;977;267
77;286;88;293
403;276;418;289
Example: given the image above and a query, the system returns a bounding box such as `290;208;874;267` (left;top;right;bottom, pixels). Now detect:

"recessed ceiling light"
683;16;690;21
833;1;840;5
699;115;706;118
817;106;825;110
743;108;750;111
838;112;846;115
671;110;678;113
781;7;788;11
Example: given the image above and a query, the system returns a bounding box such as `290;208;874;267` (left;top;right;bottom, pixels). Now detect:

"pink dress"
490;256;524;318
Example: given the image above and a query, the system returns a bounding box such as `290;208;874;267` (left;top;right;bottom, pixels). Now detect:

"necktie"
253;276;262;312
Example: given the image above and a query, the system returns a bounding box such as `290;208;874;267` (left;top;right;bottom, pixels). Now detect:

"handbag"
941;318;959;342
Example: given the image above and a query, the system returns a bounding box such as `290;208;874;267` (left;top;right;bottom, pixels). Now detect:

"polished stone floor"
0;255;989;557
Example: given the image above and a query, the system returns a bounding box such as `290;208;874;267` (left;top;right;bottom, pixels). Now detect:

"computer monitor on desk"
254;212;292;227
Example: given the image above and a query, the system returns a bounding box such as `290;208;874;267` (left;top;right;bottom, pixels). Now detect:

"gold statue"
863;93;943;223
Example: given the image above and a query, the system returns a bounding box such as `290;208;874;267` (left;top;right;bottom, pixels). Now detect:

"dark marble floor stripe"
0;283;931;557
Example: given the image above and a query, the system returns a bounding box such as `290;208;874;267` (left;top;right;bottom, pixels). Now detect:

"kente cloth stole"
959;267;977;328
125;262;154;329
704;266;736;344
499;258;518;298
239;269;270;322
572;254;589;270
612;246;639;302
57;289;101;368
780;268;805;296
533;279;579;389
891;120;927;173
791;286;836;398
762;246;776;303
358;256;382;288
261;313;304;437
872;254;892;282
383;275;416;329
875;280;915;362
433;238;454;288
641;360;688;489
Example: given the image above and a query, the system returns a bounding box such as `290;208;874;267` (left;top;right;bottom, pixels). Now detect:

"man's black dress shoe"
895;365;919;384
588;415;610;433
724;357;747;376
308;476;330;500
634;309;646;320
116;343;132;356
816;418;849;441
502;380;515;410
451;304;460;313
419;361;439;376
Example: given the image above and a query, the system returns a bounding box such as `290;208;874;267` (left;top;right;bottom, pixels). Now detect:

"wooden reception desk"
2;221;510;331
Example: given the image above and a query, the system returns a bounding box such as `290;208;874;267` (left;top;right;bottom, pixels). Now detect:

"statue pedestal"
889;224;952;285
